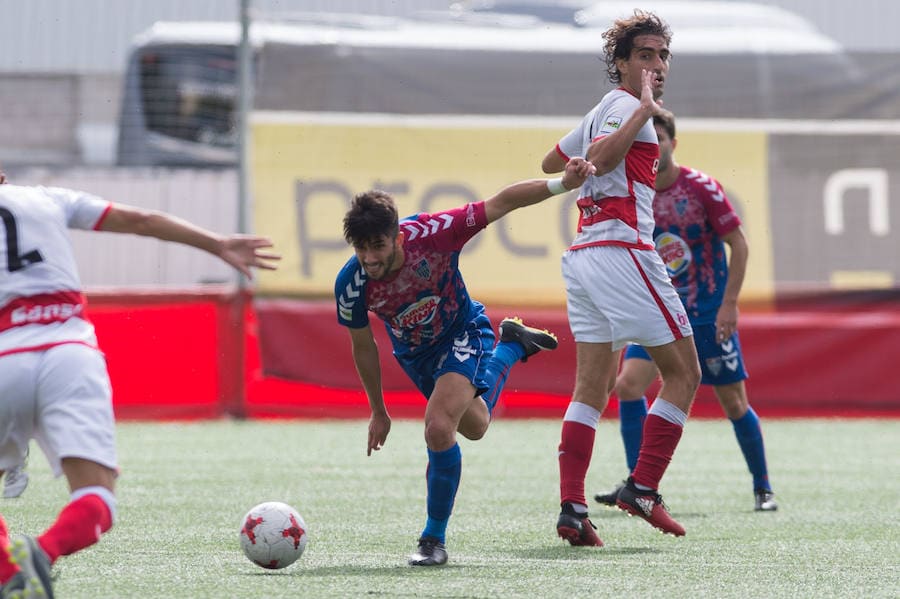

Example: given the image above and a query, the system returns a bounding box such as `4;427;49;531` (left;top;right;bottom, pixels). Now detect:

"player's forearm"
483;179;560;222
586;105;654;174
722;230;749;304
485;161;591;222
102;205;224;256
723;246;748;305
352;347;388;416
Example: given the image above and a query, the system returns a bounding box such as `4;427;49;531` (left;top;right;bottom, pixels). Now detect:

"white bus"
115;9;872;167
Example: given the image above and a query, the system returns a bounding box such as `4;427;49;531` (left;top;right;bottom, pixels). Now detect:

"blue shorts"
396;310;495;399
623;322;748;386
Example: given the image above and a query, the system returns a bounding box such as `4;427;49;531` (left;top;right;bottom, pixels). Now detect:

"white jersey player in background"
542;9;700;545
0;171;279;598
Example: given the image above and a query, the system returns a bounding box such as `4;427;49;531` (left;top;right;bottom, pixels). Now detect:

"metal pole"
237;0;253;248
225;0;254;419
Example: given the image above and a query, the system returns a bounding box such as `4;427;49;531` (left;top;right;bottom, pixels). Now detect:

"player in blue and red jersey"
594;110;777;512
542;10;697;544
335;157;596;566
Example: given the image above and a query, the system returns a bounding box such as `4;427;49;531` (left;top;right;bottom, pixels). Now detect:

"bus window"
139;45;237;148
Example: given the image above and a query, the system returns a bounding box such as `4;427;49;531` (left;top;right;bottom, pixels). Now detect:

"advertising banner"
251;113;771;304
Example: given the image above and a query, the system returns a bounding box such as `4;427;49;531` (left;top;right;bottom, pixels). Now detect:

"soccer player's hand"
640;68;664;115
220;235;281;279
562;157;597;189
716;302;739;343
367;412;391;456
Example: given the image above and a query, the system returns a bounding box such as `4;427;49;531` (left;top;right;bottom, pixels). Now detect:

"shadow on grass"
242;563;467;577
513;545;661;560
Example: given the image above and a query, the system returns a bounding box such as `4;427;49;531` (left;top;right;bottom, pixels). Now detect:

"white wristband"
546;177;568;195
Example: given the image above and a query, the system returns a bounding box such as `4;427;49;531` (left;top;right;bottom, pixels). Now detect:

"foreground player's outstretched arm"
98;204;280;279
347;325;392;456
483;157;595;223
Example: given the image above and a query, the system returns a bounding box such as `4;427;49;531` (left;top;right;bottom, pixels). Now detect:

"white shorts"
0;342;117;477
562;245;693;350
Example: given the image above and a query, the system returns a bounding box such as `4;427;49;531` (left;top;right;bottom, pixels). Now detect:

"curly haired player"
542;10;698;544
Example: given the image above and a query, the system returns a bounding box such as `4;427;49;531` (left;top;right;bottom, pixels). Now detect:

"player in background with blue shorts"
594;110;777;512
0;172;280;598
335;157;595;566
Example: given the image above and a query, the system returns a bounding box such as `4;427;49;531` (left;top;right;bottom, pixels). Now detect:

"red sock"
559;420;596;506
38;494;113;564
0;514;19;584
631;414;684;490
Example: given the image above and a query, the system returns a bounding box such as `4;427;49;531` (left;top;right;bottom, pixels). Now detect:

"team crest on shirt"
675;197;689;217
414;259;431;279
654;231;692;278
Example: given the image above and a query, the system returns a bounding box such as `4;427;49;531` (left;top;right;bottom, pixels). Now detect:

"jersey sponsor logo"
11;302;83;326
0;291;86;332
394;295;440;330
465;203;476;228
654;231;692;278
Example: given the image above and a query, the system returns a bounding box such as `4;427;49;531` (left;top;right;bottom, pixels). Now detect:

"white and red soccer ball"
239;501;308;569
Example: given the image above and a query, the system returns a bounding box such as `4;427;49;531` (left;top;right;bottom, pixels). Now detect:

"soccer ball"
239;501;308;569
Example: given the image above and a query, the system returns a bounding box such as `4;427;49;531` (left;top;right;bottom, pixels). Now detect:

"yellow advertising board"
251;113;771;305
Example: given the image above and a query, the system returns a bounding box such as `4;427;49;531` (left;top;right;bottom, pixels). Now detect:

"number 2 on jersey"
0;207;44;271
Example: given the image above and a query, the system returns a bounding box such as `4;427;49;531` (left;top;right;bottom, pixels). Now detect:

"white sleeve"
557;113;589;160
591;92;640;139
41;186;111;231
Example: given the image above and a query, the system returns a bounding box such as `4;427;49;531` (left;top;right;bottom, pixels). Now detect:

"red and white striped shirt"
554;88;658;251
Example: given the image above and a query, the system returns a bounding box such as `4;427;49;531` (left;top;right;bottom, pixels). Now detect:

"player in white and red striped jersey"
0;176;279;598
542;10;699;544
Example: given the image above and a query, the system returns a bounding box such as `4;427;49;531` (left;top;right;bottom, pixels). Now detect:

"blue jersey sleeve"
334;256;369;328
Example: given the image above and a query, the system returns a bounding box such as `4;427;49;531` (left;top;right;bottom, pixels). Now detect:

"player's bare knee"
614;375;644;401
423;418;457;450
677;360;702;394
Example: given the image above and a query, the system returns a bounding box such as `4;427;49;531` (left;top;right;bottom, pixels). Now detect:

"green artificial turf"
3;418;897;598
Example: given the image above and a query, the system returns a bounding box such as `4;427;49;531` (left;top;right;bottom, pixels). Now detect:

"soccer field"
4;418;898;598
